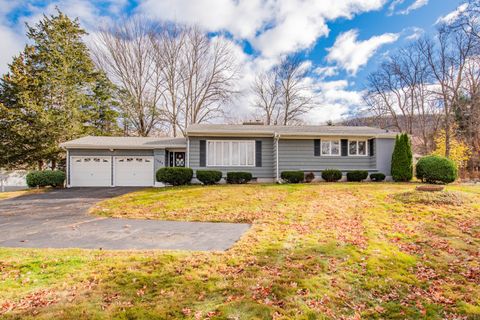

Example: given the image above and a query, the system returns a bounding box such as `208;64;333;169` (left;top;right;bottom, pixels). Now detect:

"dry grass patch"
394;190;471;206
0;189;44;201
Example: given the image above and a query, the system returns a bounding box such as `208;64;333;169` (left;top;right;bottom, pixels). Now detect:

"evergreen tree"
0;10;119;169
391;133;413;182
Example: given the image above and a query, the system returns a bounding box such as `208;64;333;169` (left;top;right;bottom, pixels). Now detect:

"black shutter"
255;140;262;167
341;139;348;156
199;140;206;167
369;139;375;156
165;151;169;167
314;139;321;156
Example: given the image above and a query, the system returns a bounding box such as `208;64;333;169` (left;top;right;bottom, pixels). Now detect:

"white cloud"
388;0;405;15
309;79;365;123
436;3;468;25
314;66;339;79
405;27;424;40
326;29;399;74
0;25;25;75
398;0;428;15
137;0;387;58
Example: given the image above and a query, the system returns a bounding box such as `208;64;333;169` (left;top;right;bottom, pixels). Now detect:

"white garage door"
70;156;112;187
114;156;154;186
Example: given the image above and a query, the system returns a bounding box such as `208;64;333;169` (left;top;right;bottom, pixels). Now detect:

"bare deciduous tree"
180;28;239;133
251;71;281;125
363;43;442;153
92;17;165;136
150;26;239;136
252;55;314;125
418;24;477;157
278;56;314;125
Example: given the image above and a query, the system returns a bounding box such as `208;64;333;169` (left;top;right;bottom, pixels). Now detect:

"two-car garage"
61;136;188;188
69;156;154;187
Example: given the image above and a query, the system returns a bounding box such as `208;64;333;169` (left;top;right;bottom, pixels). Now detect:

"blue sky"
0;0;464;123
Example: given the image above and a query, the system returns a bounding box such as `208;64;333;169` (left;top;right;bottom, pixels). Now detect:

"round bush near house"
226;172;253;184
370;173;386;182
415;155;458;184
305;172;315;183
26;170;65;188
196;170;223;185
346;170;369;182
156;167;193;186
281;171;304;184
321;169;342;182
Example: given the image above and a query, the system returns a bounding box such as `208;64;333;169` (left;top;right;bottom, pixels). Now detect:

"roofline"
186;131;398;139
60;144;187;150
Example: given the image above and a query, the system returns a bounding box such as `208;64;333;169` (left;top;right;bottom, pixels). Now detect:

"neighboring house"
60;124;397;187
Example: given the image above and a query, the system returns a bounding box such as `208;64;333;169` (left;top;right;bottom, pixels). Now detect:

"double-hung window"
348;140;367;156
321;140;340;156
207;140;255;166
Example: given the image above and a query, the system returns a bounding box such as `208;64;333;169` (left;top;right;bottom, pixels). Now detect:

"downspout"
186;136;190;167
274;132;280;183
66;149;70;188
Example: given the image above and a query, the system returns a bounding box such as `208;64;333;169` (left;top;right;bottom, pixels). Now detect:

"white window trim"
348;139;368;156
206;140;256;167
321;139;341;156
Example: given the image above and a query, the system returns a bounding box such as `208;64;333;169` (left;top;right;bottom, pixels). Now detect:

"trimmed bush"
321;169;342;182
391;133;413;182
346;170;369;182
281;171;304;183
156;167;193;186
370;173;386;182
196;170;222;185
305;172;315;183
26;170;65;188
226;172;252;184
416;155;458;184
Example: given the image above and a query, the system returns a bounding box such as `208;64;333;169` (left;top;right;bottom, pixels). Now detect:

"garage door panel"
114;157;154;186
70;157;111;187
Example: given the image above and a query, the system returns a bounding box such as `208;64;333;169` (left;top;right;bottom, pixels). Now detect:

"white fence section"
0;170;28;192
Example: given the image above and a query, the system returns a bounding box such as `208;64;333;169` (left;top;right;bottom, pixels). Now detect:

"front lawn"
1;183;480;319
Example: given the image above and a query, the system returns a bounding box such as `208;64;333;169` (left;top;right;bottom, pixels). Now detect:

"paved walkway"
0;188;250;251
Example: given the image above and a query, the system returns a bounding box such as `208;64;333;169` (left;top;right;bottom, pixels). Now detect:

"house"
60;124;397;187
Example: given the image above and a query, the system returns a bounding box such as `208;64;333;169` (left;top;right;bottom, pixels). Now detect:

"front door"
169;152;186;167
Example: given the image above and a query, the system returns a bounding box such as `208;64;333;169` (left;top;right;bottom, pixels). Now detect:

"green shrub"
346;170;369;182
391;133;413;182
370;173;386;182
156;167;193;186
321;169;342;182
26;170;65;188
196;170;222;185
305;172;315;183
416;155;458;184
226;172;253;184
281;171;304;183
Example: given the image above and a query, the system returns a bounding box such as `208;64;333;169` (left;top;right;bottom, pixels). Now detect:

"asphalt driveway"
0;188;250;251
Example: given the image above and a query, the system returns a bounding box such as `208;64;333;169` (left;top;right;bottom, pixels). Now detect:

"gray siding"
375;138;395;175
188;137;274;178
278;139;377;173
